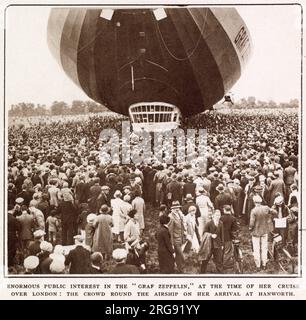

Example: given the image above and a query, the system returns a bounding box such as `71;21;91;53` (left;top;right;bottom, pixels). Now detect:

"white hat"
274;195;284;206
112;248;128;262
86;213;97;223
40;241;53;252
33;230;46;238
74;234;85;243
233;179;240;185
253;195;263;203
15;197;24;204
49;260;66;274
23;256;39;270
259;175;266;181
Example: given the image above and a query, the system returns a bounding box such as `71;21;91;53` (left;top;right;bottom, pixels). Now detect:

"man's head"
171;201;181;213
91;252;103;267
101;185;110;194
74;234;85;245
223;205;232;215
216;184;225;193
188;205;197;216
128;209;137;220
253;195;263;205
274;195;284;207
159;214;170;226
213;209;221;222
185;194;194;202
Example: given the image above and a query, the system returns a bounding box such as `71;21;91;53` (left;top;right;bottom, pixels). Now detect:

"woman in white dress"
195;188;214;240
124;209;141;248
131;190;145;233
184;205;200;254
111;190;127;242
48;179;60;207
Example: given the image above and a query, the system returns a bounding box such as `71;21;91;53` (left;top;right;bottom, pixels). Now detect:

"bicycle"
232;239;244;274
268;232;296;274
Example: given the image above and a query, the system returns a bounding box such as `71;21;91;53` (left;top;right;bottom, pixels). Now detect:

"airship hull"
47;7;252;117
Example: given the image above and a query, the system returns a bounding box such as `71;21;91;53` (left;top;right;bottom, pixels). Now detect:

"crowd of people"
7;110;299;274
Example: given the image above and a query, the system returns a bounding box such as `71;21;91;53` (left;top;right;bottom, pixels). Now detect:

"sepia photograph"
3;1;302;285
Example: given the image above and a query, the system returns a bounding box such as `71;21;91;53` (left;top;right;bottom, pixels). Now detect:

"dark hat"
160;215;170;225
216;184;225;192
128;209;137;218
159;204;167;211
223;205;232;214
100;205;111;214
91;252;103;264
171;201;181;209
290;207;298;216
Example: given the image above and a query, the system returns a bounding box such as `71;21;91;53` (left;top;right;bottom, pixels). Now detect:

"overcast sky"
5;5;301;108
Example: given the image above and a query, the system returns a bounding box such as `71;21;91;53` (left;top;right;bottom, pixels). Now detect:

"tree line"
9;97;299;118
215;96;299;109
8;100;110;117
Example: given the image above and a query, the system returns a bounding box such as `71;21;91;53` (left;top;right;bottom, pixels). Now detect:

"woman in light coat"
131;190;145;233
124;209;140;246
92;205;113;259
111;190;127;242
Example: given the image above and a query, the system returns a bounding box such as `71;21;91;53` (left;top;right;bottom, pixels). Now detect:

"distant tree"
50;101;69;115
246;96;256;109
71;100;86;114
36;104;48;116
267;100;277;109
289;99;299;108
85;100;109;113
256;100;266;109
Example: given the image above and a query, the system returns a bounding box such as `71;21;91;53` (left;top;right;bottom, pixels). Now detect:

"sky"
5;5;302;108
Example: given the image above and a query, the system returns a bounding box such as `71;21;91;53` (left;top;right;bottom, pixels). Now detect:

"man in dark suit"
58;200;78;245
214;184;233;214
28;229;46;256
283;161;297;201
166;174;183;205
75;175;88;205
17;184;32;207
88;178;102;213
65;235;91;274
156;215;175;274
95;185;110;212
168;201;187;273
183;176;196;200
200;210;224;273
8;206;20;266
220;205;239;269
109;248;140;274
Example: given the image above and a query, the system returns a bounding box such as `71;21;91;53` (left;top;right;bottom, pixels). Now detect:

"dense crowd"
7;110;299;274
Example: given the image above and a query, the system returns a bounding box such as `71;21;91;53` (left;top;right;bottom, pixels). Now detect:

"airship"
47;7;252;131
